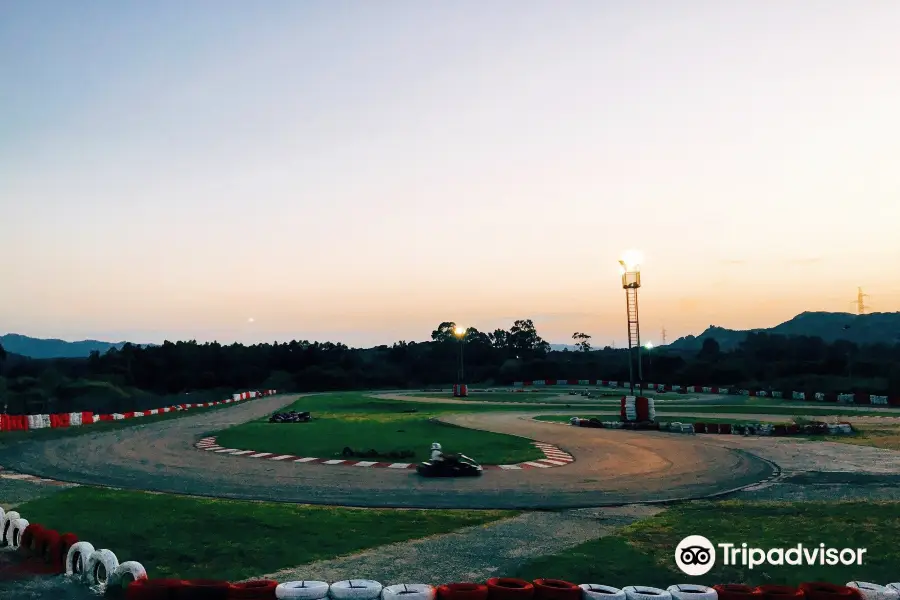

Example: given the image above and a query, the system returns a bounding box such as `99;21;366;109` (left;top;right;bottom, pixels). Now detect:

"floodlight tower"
454;326;468;384
619;251;643;396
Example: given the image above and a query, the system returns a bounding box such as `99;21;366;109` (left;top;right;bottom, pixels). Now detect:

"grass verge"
513;500;899;586
213;394;547;464
13;487;517;581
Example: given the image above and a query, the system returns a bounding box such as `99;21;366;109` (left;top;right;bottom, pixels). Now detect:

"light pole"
454;326;467;386
619;251;643;396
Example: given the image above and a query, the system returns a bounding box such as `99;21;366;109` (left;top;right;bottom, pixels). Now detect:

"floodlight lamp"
620;250;643;272
454;326;467;337
645;341;654;350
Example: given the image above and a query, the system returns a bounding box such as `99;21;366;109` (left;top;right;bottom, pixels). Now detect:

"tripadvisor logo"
675;536;867;576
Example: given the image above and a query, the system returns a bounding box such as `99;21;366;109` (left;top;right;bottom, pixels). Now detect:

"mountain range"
667;311;900;351
2;311;899;359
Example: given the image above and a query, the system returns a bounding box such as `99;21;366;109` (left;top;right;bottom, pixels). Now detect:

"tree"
0;342;6;374
489;329;509;350
698;337;721;360
430;322;457;344
509;319;550;357
572;332;592;352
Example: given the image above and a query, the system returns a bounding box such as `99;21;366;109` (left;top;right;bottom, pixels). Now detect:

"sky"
2;1;900;348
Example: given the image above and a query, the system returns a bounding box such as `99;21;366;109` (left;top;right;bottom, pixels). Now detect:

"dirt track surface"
0;394;774;509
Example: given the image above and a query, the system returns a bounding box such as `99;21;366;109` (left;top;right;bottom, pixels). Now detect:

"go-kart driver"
430;442;444;462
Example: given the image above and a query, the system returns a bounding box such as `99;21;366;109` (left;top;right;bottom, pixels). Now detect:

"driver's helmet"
431;442;442;450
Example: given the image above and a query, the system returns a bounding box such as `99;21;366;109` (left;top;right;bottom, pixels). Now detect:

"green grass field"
213;393;551;464
513;501;900;586
14;488;516;581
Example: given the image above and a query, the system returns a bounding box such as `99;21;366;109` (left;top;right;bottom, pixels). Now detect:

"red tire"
227;580;278;598
174;579;231;600
533;579;580;600
37;529;60;564
693;423;707;434
487;578;535;600
48;532;78;572
18;523;44;556
714;585;762;600
438;583;490;600
756;585;804;600
799;583;862;600
127;578;188;599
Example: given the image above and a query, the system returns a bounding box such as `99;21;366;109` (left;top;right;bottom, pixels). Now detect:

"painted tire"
534;580;581;600
580;585;626;600
10;518;30;550
756;586;803;600
847;582;898;600
229;579;279;598
37;529;61;564
126;579;188;599
623;587;672;600
108;560;149;590
175;579;231;599
712;586;760;600
667;585;718;600
50;532;79;571
66;541;95;576
276;581;330;600
383;584;437;600
437;583;490;600
487;578;535;600
84;548;119;585
19;523;44;555
1;510;20;546
797;584;856;600
329;580;384;600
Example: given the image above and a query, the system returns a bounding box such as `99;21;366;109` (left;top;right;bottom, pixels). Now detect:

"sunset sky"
2;1;900;348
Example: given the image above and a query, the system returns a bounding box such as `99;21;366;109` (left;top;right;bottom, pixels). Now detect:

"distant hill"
549;344;579;351
667;311;900;352
0;333;131;359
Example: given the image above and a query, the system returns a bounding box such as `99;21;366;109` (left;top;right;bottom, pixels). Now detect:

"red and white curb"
194;437;575;470
0;466;79;487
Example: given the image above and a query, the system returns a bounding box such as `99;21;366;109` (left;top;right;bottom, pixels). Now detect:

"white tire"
66;542;95;576
329;580;384;600
383;584;436;600
108;561;148;589
667;585;717;600
84;548;119;585
624;586;672;600
277;581;331;599
1;510;20;546
581;584;626;600
847;582;898;600
886;585;900;595
10;518;29;550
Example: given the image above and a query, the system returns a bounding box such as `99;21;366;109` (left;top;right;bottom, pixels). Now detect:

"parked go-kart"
416;453;483;477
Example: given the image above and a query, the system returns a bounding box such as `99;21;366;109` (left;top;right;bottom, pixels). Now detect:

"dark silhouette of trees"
1;321;899;415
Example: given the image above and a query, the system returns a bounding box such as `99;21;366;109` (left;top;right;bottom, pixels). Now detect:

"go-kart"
416;453;483;477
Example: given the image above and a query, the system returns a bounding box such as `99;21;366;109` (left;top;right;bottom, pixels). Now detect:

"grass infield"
14;487;517;581
513;500;900;586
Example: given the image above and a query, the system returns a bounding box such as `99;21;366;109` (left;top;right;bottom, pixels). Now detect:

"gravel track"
0;394;774;509
260;505;661;583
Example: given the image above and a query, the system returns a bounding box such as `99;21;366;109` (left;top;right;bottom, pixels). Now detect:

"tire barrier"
573;419;855;437
581;586;626;600
276;581;330;599
512;380;900;406
330;580;385;600
534;579;581;600
712;585;761;600
382;584;437;600
18;522;43;555
667;586;718;600
1;509;19;547
10;518;30;550
846;582;898;600
487;578;534;600
799;583;863;600
108;560;150;591
0;389;277;434
439;583;490;600
623;586;672;600
228;579;280;598
65;541;95;576
757;586;804;600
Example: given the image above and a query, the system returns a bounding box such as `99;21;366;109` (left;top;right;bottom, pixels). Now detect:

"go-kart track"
0;391;889;509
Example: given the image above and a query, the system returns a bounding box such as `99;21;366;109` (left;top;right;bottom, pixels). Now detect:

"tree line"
1;320;899;415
